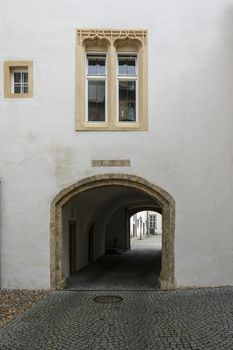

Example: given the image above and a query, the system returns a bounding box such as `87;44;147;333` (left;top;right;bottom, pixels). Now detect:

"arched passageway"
50;174;175;289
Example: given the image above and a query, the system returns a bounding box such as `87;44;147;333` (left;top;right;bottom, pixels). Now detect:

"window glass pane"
14;85;21;94
13;71;28;94
119;81;136;122
88;81;105;122
149;215;157;229
88;59;97;75
22;72;28;83
118;56;136;75
14;72;21;83
23;85;28;93
88;57;105;75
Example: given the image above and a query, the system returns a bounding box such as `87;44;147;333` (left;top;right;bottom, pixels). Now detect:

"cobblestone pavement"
68;235;162;290
1;287;233;349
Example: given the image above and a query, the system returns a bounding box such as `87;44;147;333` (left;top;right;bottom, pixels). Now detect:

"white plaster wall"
62;187;126;279
62;195;106;279
0;0;233;288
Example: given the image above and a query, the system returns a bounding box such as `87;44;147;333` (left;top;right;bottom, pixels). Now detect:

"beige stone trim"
50;174;175;289
75;29;148;131
92;159;130;167
4;61;33;98
77;29;147;46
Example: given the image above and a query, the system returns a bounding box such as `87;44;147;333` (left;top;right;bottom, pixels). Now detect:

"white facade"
1;0;233;289
130;211;162;239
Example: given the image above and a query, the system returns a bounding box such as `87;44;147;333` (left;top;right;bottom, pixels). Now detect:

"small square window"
4;61;33;98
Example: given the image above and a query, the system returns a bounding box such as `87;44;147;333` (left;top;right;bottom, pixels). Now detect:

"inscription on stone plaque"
92;159;130;167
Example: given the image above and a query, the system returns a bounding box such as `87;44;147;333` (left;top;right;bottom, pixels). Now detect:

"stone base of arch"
50;174;175;289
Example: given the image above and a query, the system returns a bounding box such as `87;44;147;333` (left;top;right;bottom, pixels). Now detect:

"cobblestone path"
1;287;233;349
68;236;161;290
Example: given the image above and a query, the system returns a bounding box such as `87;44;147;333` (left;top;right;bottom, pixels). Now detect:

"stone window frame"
4;61;33;98
75;29;148;131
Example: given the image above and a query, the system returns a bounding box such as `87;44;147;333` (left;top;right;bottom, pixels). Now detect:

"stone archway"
50;174;175;289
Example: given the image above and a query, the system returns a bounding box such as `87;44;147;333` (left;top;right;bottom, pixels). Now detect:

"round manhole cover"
93;295;123;304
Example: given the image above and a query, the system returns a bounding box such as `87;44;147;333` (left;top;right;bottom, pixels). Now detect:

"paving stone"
68;236;162;290
1;287;233;349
